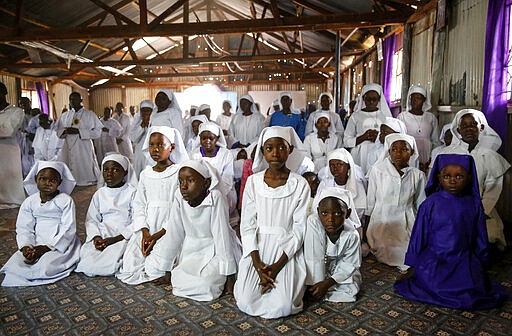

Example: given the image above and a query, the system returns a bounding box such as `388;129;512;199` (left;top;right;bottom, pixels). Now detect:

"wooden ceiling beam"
148;0;188;30
87;0;137;26
79;0;135;27
291;0;330;15
0;12;408;42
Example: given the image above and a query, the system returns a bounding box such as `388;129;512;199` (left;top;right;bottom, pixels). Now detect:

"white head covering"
179;159;220;191
245;141;258;159
198;104;211;112
252;126;306;173
279;92;301;114
325;148;365;202
139;100;155;111
98;153;138;188
236;94;259;115
381;117;407;134
198;121;227;148
142;126;189;164
406;85;432;112
439;123;452;144
190;105;198;110
312;111;336;134
354;83;392;117
450;109;502;151
272;99;280;107
24;161;76;196
312;187;361;230
317;92;333;110
378;133;419;168
157;89;182;115
186;114;209;139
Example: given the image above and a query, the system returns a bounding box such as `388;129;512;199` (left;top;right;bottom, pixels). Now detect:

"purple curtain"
35;82;49;115
381;34;396;106
482;0;509;145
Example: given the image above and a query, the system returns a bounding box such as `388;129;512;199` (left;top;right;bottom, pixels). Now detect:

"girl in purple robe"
394;154;508;310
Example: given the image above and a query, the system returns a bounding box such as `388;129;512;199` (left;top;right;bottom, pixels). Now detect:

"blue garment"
269;111;305;141
394;154;508;310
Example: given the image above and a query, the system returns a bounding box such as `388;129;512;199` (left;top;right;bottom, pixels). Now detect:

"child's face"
178;167;210;204
237;149;248;160
102;160;127;188
457;114;482;145
444;129;453;146
262;137;292;170
379;124;396;144
315;117;330;133
439;164;468;195
200;131;219;151
320;95;331;110
317;197;350;235
303;173;319;197
363;90;379;111
410;93;426;111
155;92;171;111
389;140;413;170
329;159;350;180
39;115;51;129
36;168;61;196
223;101;231;113
149;132;174;163
191;120;202;136
140;107;152;120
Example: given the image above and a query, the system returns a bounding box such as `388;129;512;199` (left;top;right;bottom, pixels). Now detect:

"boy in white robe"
75;154;138;277
1;161;81;286
304;187;362;302
162;159;237;301
55;92;102;186
303;112;342;172
306;92;345;137
117;126;189;285
229;94;265;148
366;134;426;271
113;103;134;161
234;126;309;319
184;115;208;153
32;114;64;161
129;100;154;178
94;107;123;164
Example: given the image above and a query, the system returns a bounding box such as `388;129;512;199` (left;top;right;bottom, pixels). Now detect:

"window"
507;2;512;102
21;89;41;110
389;32;403;104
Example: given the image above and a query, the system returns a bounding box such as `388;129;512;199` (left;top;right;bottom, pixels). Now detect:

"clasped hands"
21;245;50;264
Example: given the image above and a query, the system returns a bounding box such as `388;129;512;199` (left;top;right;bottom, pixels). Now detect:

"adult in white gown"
1;161;80;286
305;92;345;137
228;94;265;148
55;92;102;186
113;102;134;161
129;100;154;177
149;89;184;138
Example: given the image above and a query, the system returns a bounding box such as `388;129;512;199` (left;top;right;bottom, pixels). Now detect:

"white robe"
234;172;309;319
149;107;184;139
55;108;102;186
75;183;137;277
163;189;237;301
435;143;510;247
397;111;440;164
304;215;361;302
1;193;81;286
33;127;64;161
228;112;265;146
306;110;345;136
129;113;152;177
343;110;387;174
114;113;134;161
116;165;180;284
93;118;123;164
303;132;342;172
366;158;426;268
0;105;25;208
215;113;232;132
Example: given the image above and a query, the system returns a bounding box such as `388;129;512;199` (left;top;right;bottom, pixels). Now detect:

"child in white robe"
130;100;154;178
431;123;452;160
32;114;64;161
75;153;138;277
185;115;208;153
162;159;237;301
234;126;310;319
1;161;80;286
305;92;345;136
366;117;408;174
117;126;189;285
94;107;123;164
303;112;342;172
304;187;362;302
434;109;510;249
366;134;426;270
343;83;392;174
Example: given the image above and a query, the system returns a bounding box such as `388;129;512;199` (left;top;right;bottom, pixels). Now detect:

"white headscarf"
378;133;419;168
198;121;227;148
279;92;301;114
236;94;259;115
186;114;209;140
199;104;210;113
98;153;138;188
252;126;306;173
179;159;220;191
439;123;452;144
382;117;407;134
24;161;76;196
157;89;182;115
354;83;392;117
139;100;155;111
312;111;336;134
317;92;333;110
142;126;189;164
450;109;502;151
406;85;432;112
312;186;361;230
325;148;365;206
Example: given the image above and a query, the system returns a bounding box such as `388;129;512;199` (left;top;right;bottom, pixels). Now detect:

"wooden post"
334;31;341;112
401;23;412;110
430;26;446;114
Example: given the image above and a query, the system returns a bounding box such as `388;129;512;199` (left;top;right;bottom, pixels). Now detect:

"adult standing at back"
113;102;134;161
229;94;265;148
149;89;184;138
0;82;25;208
306;92;345;138
55;92;102;186
269;92;306;141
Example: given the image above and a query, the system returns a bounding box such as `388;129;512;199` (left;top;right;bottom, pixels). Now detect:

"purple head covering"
426;154;480;198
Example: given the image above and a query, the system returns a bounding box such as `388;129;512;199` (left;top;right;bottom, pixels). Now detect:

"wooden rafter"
148;0;188;30
139;0;148;29
79;0;134;27
291;0;330;15
88;0;136;26
14;0;24;35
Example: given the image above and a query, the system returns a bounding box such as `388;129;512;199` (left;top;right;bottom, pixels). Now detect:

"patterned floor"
0;186;511;335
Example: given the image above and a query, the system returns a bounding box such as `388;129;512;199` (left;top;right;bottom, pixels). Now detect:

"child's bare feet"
224;274;236;294
152;271;171;286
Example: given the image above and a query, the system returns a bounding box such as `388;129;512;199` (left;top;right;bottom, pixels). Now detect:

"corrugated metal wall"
442;0;487;106
0;75;18;105
89;88;122;116
125;87;152;110
50;83;73;119
410;13;434;89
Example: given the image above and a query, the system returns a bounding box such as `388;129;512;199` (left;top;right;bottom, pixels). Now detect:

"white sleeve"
15;199;36;249
78;112;102;140
343;117;357;148
240;176;259;257
331;232;361;284
49;196;77;253
365;169;378;216
211;192;237;275
84;192;102;242
132;177;149;232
